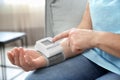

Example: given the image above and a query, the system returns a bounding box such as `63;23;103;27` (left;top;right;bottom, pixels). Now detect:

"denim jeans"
25;55;120;80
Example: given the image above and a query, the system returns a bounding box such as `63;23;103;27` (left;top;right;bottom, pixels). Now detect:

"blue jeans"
25;55;120;80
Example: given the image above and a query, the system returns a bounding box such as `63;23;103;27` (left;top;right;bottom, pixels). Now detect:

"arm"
53;3;120;58
93;32;120;58
8;3;120;72
7;5;92;71
78;3;120;58
77;3;92;29
53;3;93;58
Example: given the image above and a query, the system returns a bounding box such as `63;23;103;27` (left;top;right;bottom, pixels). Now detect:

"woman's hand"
7;47;47;71
53;28;98;53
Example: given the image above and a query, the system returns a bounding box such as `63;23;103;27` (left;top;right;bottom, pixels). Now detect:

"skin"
7;3;120;72
53;4;120;58
7;47;47;71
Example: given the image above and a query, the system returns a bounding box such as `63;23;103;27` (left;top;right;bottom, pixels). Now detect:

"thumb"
7;51;15;65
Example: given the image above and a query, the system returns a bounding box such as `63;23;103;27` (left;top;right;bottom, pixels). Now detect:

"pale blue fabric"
83;0;120;75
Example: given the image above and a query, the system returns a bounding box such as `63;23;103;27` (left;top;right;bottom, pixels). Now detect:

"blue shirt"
83;0;120;75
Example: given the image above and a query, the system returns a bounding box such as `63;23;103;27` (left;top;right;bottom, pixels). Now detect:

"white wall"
0;0;45;45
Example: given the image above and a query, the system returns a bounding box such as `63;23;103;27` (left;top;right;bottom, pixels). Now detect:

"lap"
25;55;108;80
96;72;120;80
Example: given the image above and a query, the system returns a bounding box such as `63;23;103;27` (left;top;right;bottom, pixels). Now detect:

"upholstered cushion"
45;0;87;37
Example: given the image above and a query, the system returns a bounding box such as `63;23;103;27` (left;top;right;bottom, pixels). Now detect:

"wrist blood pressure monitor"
35;37;65;66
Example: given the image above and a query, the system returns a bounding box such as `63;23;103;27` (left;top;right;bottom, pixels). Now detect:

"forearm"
54;3;93;59
93;32;120;58
77;3;120;58
60;30;120;59
63;3;92;58
77;3;92;29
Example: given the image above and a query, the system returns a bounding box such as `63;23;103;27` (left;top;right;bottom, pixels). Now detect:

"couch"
45;0;87;37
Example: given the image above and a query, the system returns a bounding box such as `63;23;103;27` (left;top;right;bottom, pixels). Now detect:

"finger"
69;35;79;53
53;30;70;42
71;45;77;53
69;28;77;35
70;45;81;54
22;55;34;71
69;36;83;54
74;49;83;54
69;35;74;51
11;47;18;53
66;38;71;47
7;51;15;65
19;47;26;67
18;55;31;72
14;48;20;66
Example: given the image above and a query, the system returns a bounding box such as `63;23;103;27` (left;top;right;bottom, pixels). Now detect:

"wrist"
92;31;107;48
40;55;48;67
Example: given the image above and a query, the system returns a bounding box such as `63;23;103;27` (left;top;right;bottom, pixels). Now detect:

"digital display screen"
41;40;53;45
